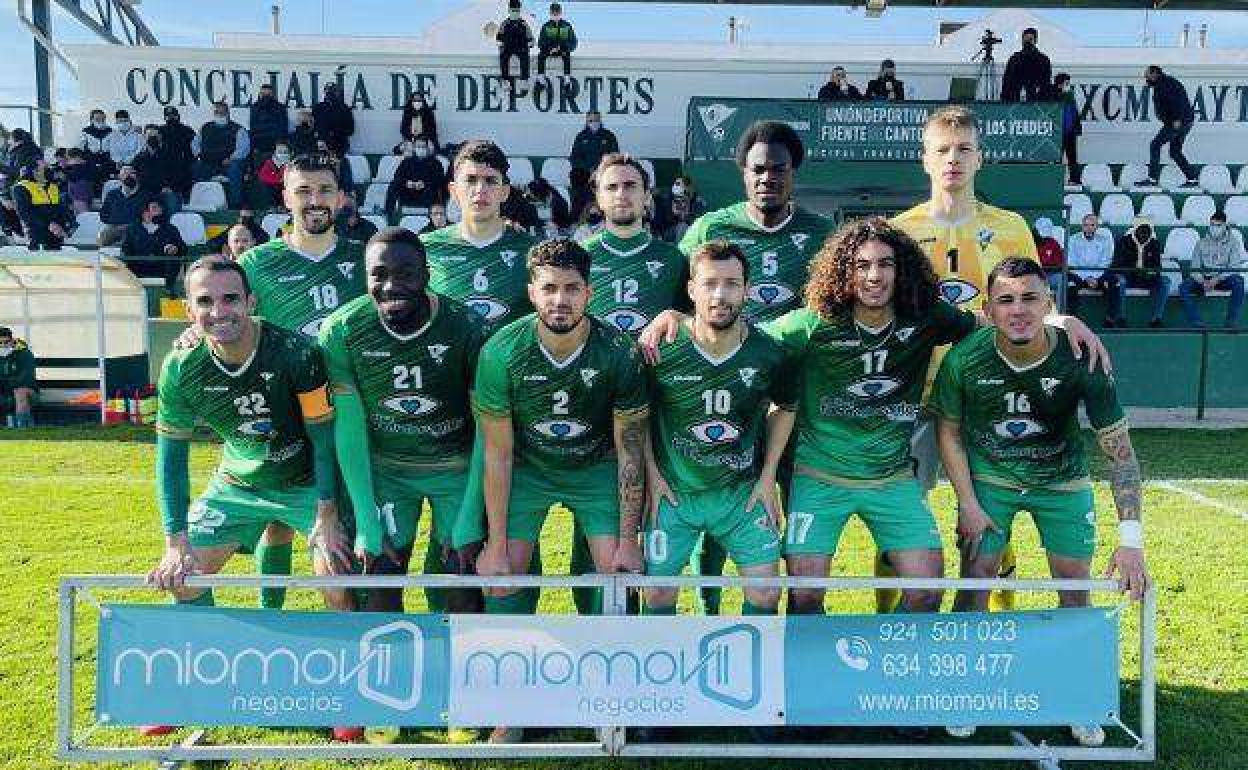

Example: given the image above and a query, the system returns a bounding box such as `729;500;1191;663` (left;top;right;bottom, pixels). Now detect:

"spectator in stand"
866;59;905;101
497;0;535;89
420;202;448;234
537;3;577;76
0;326;37;428
572;199;604;241
1107;216;1170;328
133;126;181;216
108;110;143;168
98;163;154;247
651;173;705;242
501;182;543;234
1035;224;1065;270
256;141;291;206
1180;212;1245;329
312;83;354;155
289;110;318;156
386;139;444;217
6;130;43;182
218;222;257;261
1050;73;1083;185
569;110;619;220
0;125;11;179
526;177;572;235
1138;65;1198;188
817;67;862;101
77;109;115;194
158;106;196;201
1058;213;1115;317
207;208;269;255
315;140;354;194
0;189;22;243
121;199;186;289
61;148;95;214
1001;27;1052;103
192;101;250;208
12;160;74;251
248;82;289;158
399;92;440;151
336;194;378;243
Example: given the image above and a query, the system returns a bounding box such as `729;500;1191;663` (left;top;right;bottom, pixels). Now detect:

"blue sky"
3;0;1246;129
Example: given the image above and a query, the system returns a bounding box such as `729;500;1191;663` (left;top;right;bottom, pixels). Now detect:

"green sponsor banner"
687;98;1061;164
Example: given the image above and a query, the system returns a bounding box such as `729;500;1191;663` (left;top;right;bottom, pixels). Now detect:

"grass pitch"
2;426;1246;769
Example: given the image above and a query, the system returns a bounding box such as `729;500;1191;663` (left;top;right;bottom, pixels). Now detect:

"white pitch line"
1154;481;1248;521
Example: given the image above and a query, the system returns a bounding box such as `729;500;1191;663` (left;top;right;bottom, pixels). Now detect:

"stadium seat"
539;158;571;188
1117;163;1153;189
362;183;388;214
1064;193;1094;224
345;155;372;186
399;214;429;232
1236;168;1248;193
1180;195;1217;226
1163;227;1200;262
1160;258;1184;295
68;212;102;247
363;214;388;232
1032;216;1055;239
186;181;227;213
260;212;290;237
1198;165;1235;194
1159;165;1193;191
1080;163;1115;193
1139;194;1179;225
1098;193;1136;227
447;197;462;223
1224;196;1248;226
638;158;657;186
375;154;403;184
170;212;207;246
507;157;535;187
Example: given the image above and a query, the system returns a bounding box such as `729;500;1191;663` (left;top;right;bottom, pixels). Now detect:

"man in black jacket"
817;67;862;101
312;83;354;155
1001;28;1052;103
158;107;196;200
1138;65;1198;187
1105;217;1171;328
6;130;43;181
568;111;619;220
98;164;153;247
192;101;250;208
385;139;445;216
537;3;577;76
496;0;534;88
121;199;186;290
133;127;182;215
249;82;289;157
865;59;905;101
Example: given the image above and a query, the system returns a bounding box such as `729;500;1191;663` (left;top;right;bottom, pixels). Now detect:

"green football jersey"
319;292;486;470
765;302;976;482
473;314;649;474
649;323;797;492
420;224;538;329
679;202;833;322
238;236;368;339
583;230;687;336
157;320;329;489
929;327;1127;490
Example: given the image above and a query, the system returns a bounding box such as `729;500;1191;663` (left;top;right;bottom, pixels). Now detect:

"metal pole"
1196;329;1209;419
94;252;108;424
55;582;75;758
31;0;55;147
1140;587;1157;759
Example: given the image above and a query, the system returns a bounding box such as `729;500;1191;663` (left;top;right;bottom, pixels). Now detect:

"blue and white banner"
97;606;1118;728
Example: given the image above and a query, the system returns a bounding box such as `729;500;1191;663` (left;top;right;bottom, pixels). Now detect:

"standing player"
643;241;794;616
0;327;37;428
319;228;486;614
929;257;1148;746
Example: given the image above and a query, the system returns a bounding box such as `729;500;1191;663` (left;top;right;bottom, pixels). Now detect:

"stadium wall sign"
97;604;1118;728
65;45;1248;164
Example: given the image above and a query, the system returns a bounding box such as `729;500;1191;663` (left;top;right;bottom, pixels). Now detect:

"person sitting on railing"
11;160;74;251
1179;211;1245;329
0;326;36;429
1107;217;1170;328
121;199;186;290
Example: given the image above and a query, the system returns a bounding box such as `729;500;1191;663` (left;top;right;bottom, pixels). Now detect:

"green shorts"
187;475;318;552
375;468;467;549
784;474;942;556
507;461;619;543
645;482;780;576
974;481;1096;560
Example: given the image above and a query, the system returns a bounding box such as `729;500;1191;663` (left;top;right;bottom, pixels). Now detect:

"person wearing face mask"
121;199;187;290
1179;212;1245;329
12;160;75;250
248;82;289;158
400;92;439;151
158;107;196;201
312;83;355;156
98;163;155;247
257;142;292;205
568;111;619;220
1107;217;1170;328
817;66;862;101
77;108;116;195
336;195;379;243
496;0;535;90
108;110;144;168
1001;27;1051;103
0;327;37;429
134;129;182;216
385;140;445;217
192;101;250;209
1046;73;1083;184
290;110;318;156
866;59;906;101
6;129;44;182
652;174;706;242
537;2;577;76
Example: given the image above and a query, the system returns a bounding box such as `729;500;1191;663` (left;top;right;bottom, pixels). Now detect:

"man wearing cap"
866;59;906;101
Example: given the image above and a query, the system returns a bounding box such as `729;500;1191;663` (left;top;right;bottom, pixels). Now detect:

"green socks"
256;540;293;609
741;600;774;616
484;590;538;614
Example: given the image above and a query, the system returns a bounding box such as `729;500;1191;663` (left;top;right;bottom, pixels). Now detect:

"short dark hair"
368;226;428;263
1054;73;1071;86
452;139;509;179
986;257;1048;295
1147;65;1163;76
527;238;592;283
286;152;341;186
0;326;12;339
184;257;253;296
1211;210;1228;223
550;2;562;11
689;240;749;281
592;152;650;191
1023;27;1038;37
115;110;130;120
735;120;805;170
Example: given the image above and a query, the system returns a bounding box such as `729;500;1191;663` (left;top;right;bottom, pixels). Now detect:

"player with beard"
930;257;1147;747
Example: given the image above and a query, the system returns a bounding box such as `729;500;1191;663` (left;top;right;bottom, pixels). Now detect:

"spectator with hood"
12;160;74;250
121;199;186;290
526;177;572;234
157;106;196;200
866;59;905;101
386;138;445;216
1107;216;1170;328
61;148;95;214
192;101;250;208
1002;27;1052;103
312;83;354;155
399;92;439;151
249;82;289;157
537;3;577;76
77;109;115;193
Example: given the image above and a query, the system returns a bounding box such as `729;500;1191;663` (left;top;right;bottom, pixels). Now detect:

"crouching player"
930;257;1149;747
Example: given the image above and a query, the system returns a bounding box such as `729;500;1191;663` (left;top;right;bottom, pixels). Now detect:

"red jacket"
1037;237;1065;268
258;159;284;189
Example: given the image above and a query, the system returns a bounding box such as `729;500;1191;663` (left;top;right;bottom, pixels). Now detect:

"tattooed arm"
1097;422;1149;600
612;409;649;573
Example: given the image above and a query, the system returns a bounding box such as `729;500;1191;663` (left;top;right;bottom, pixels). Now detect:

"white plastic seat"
399;215;430;233
345;154;372;186
637;158;657;186
362;183;388;214
539;157;572;188
506;157;535;187
1032;216;1055;239
1117;163;1153;189
1139;194;1179;226
363;214;388;232
68;212;102;247
1180;195;1217;227
375;155;403;185
446;197;462;223
185;181;227;213
1224;196;1248;226
260;212;290;238
170;211;207;245
1098;193;1136;227
1064;193;1094;224
1198;165;1234;194
1236;168;1248;193
1160;258;1184;296
1080;163;1115;193
1163;227;1199;262
1159;165;1194;191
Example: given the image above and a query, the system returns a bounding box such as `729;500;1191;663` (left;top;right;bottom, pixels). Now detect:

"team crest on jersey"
977;228;995;248
466;296;509;322
993;418;1046;440
604;308;648;333
1041;377;1061;396
533;418;590;440
689;419;741;445
846;376;902;400
791;233;809;250
938;278;980;306
581;368;599;387
749;282;796;307
896;327;916;342
299;317;326;337
237;418;274;437
738;367;758;387
382;394;440;417
337;262;356;280
427;344;450;365
260;372;274;382
645;260;665;279
500;250;518;268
